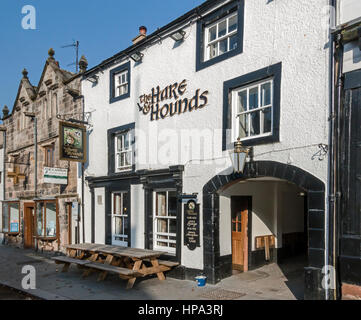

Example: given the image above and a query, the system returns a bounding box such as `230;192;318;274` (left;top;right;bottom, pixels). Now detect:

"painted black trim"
196;0;244;72
107;122;135;176
109;61;131;103
141;166;184;263
91;188;95;243
222;62;282;150
202;160;325;290
104;183;132;247
344;69;361;90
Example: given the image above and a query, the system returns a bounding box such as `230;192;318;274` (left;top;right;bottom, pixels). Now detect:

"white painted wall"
130;184;144;248
81;0;330;270
94;187;105;244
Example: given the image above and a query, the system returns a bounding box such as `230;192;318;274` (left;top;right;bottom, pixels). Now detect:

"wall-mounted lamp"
130;51;144;63
86;74;99;84
229;138;250;173
170;29;186;42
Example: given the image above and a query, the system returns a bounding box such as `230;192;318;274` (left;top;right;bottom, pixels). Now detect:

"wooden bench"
52;256;90;272
157;260;179;268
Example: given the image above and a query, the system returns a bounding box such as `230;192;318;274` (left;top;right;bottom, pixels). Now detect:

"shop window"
36;201;57;238
2;202;20;234
223;62;282;149
44;145;55;167
153;190;177;254
111;192;129;246
109;61;131;103
196;0;244;71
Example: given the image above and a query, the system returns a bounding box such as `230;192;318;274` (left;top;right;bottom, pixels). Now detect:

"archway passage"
202;161;326;299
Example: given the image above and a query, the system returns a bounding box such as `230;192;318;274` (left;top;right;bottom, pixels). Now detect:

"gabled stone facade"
2;49;87;251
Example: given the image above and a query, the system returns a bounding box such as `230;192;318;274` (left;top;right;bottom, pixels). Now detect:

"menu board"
184;200;200;250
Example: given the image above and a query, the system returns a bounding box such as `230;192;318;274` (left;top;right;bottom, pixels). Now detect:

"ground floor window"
112;192;129;246
153;190;177;254
35;201;57;238
2;202;20;234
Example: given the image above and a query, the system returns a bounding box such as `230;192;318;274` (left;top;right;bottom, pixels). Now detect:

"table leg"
97;254;114;282
82;253;99;278
62;263;70;273
126;260;142;289
151;259;166;281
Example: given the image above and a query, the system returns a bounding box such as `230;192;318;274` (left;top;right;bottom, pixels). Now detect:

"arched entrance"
202;161;326;299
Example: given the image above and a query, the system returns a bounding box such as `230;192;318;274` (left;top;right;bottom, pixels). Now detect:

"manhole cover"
199;288;246;300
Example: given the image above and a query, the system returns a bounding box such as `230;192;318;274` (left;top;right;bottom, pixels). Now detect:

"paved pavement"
0;245;304;300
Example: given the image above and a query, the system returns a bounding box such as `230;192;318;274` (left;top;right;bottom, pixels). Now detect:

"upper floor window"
196;0;244;71
115;130;132;172
232;79;273;141
222;62;282;149
44;145;55;167
109;62;131;103
107;123;135;175
205;13;238;61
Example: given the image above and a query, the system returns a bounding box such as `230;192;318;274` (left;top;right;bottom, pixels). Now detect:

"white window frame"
114;70;129;98
204;12;238;62
111;192;129;247
115;130;133;172
231;78;274;143
153;190;177;255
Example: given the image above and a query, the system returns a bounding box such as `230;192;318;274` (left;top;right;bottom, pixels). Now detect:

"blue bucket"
195;275;207;287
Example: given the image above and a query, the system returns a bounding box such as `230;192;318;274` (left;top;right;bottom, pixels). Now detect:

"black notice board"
184;202;200;250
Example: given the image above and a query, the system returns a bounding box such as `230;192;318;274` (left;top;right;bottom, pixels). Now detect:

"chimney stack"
132;26;147;45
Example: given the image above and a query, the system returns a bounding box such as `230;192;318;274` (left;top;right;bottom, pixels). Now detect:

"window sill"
109;93;130;104
35;236;57;241
4;232;20;236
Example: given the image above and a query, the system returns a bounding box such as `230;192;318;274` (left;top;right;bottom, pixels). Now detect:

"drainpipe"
34;117;37;197
327;0;339;300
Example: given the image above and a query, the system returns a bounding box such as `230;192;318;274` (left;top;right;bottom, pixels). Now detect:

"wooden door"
231;197;249;271
24;203;35;249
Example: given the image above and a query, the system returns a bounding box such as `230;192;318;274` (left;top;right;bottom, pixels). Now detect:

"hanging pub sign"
137;79;209;121
184;200;200;250
59;121;87;163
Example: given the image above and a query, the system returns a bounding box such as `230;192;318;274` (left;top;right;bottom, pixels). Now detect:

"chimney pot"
139;26;147;35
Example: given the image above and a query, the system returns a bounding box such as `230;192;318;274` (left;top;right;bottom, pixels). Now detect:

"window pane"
123;192;129;216
249;87;259;110
219;38;228;55
2;203;8;232
218;20;227;37
168;191;177;216
238;90;247;113
209;25;217;42
117;136;122;152
250;111;260;135
169;219;177;233
36;203;45;236
9;204;19;233
125;151;132;167
157;218;168;233
261;82;271;106
156;192;166;216
228;15;237;33
239;114;249;138
229;34;238;51
114;216;122;235
124;132;130;149
46;203;56;237
114;194;121;214
209;43;218;59
263;107;272;133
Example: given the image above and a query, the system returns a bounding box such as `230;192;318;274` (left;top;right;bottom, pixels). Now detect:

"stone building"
1;49;87;252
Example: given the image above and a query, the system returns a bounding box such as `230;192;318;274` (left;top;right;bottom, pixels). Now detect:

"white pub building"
80;0;331;299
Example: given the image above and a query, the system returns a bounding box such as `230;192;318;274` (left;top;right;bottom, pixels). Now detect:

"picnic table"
52;243;179;289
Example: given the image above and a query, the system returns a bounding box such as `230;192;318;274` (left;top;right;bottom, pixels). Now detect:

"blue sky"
0;0;205;112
